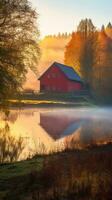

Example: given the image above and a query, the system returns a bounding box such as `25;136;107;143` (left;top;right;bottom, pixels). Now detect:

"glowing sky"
31;0;112;37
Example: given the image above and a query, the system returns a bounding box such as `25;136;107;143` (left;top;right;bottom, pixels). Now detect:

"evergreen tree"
101;25;105;31
107;22;112;29
77;19;98;86
77;18;96;38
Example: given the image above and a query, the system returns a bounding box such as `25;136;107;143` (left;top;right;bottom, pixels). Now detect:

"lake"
0;107;112;159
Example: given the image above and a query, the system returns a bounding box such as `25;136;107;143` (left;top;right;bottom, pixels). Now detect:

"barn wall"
67;81;83;92
40;65;82;92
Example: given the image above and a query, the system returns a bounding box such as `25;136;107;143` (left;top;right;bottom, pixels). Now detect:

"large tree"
0;0;40;102
78;19;98;84
79;33;98;85
106;22;112;39
93;30;112;102
64;32;84;74
77;18;96;38
64;19;97;81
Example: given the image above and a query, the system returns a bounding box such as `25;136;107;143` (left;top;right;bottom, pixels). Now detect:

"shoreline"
7;98;95;108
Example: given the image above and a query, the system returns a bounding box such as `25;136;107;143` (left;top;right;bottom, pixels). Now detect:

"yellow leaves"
105;28;112;39
64;32;84;75
38;35;70;73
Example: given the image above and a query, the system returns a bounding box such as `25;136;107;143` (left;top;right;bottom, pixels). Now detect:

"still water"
0;107;112;159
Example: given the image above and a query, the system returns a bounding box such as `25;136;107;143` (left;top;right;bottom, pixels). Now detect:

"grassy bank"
8;92;95;107
0;144;112;200
0;157;43;199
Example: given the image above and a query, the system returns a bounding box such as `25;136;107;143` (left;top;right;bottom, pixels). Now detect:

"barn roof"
54;62;82;82
38;62;83;82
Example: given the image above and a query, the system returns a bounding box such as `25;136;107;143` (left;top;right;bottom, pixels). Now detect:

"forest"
64;19;112;103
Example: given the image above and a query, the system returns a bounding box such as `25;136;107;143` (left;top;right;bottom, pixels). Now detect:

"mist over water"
0;107;112;159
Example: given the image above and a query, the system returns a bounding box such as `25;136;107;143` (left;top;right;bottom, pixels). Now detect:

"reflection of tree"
0;123;25;163
1;109;18;124
5;113;18;124
22;111;34;117
3;110;35;124
64;119;112;150
80;119;112;147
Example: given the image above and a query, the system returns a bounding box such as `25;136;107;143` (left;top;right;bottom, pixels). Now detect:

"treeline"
45;32;71;39
64;19;112;103
38;33;71;73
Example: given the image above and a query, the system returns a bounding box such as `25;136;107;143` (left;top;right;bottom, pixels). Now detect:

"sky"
30;0;112;37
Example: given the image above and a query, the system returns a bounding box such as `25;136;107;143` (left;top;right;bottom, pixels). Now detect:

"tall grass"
0;123;25;163
4;144;112;200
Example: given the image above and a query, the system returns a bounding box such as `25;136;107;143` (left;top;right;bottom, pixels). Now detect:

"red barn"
38;62;84;92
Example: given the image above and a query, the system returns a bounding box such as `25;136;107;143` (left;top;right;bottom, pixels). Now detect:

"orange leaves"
64;32;84;74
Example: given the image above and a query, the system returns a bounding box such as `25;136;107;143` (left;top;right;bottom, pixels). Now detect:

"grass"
0;144;112;200
0;143;111;181
19;91;91;101
0;157;43;180
8;92;95;107
9;99;93;107
0;157;44;199
0;158;43;200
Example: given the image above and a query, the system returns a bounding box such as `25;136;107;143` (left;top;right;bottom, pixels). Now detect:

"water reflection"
0;107;112;159
40;112;82;139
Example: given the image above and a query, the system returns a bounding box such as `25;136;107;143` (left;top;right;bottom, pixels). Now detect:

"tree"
78;19;98;85
64;19;97;79
79;32;98;85
107;22;112;29
77;18;96;38
106;22;112;39
0;0;40;103
101;25;105;31
93;30;112;102
64;32;84;73
64;19;112;103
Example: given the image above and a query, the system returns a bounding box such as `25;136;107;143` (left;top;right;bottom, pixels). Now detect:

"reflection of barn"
40;112;82;140
38;62;84;92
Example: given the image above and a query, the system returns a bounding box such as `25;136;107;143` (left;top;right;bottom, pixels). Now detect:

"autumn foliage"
64;19;112;103
39;33;71;73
